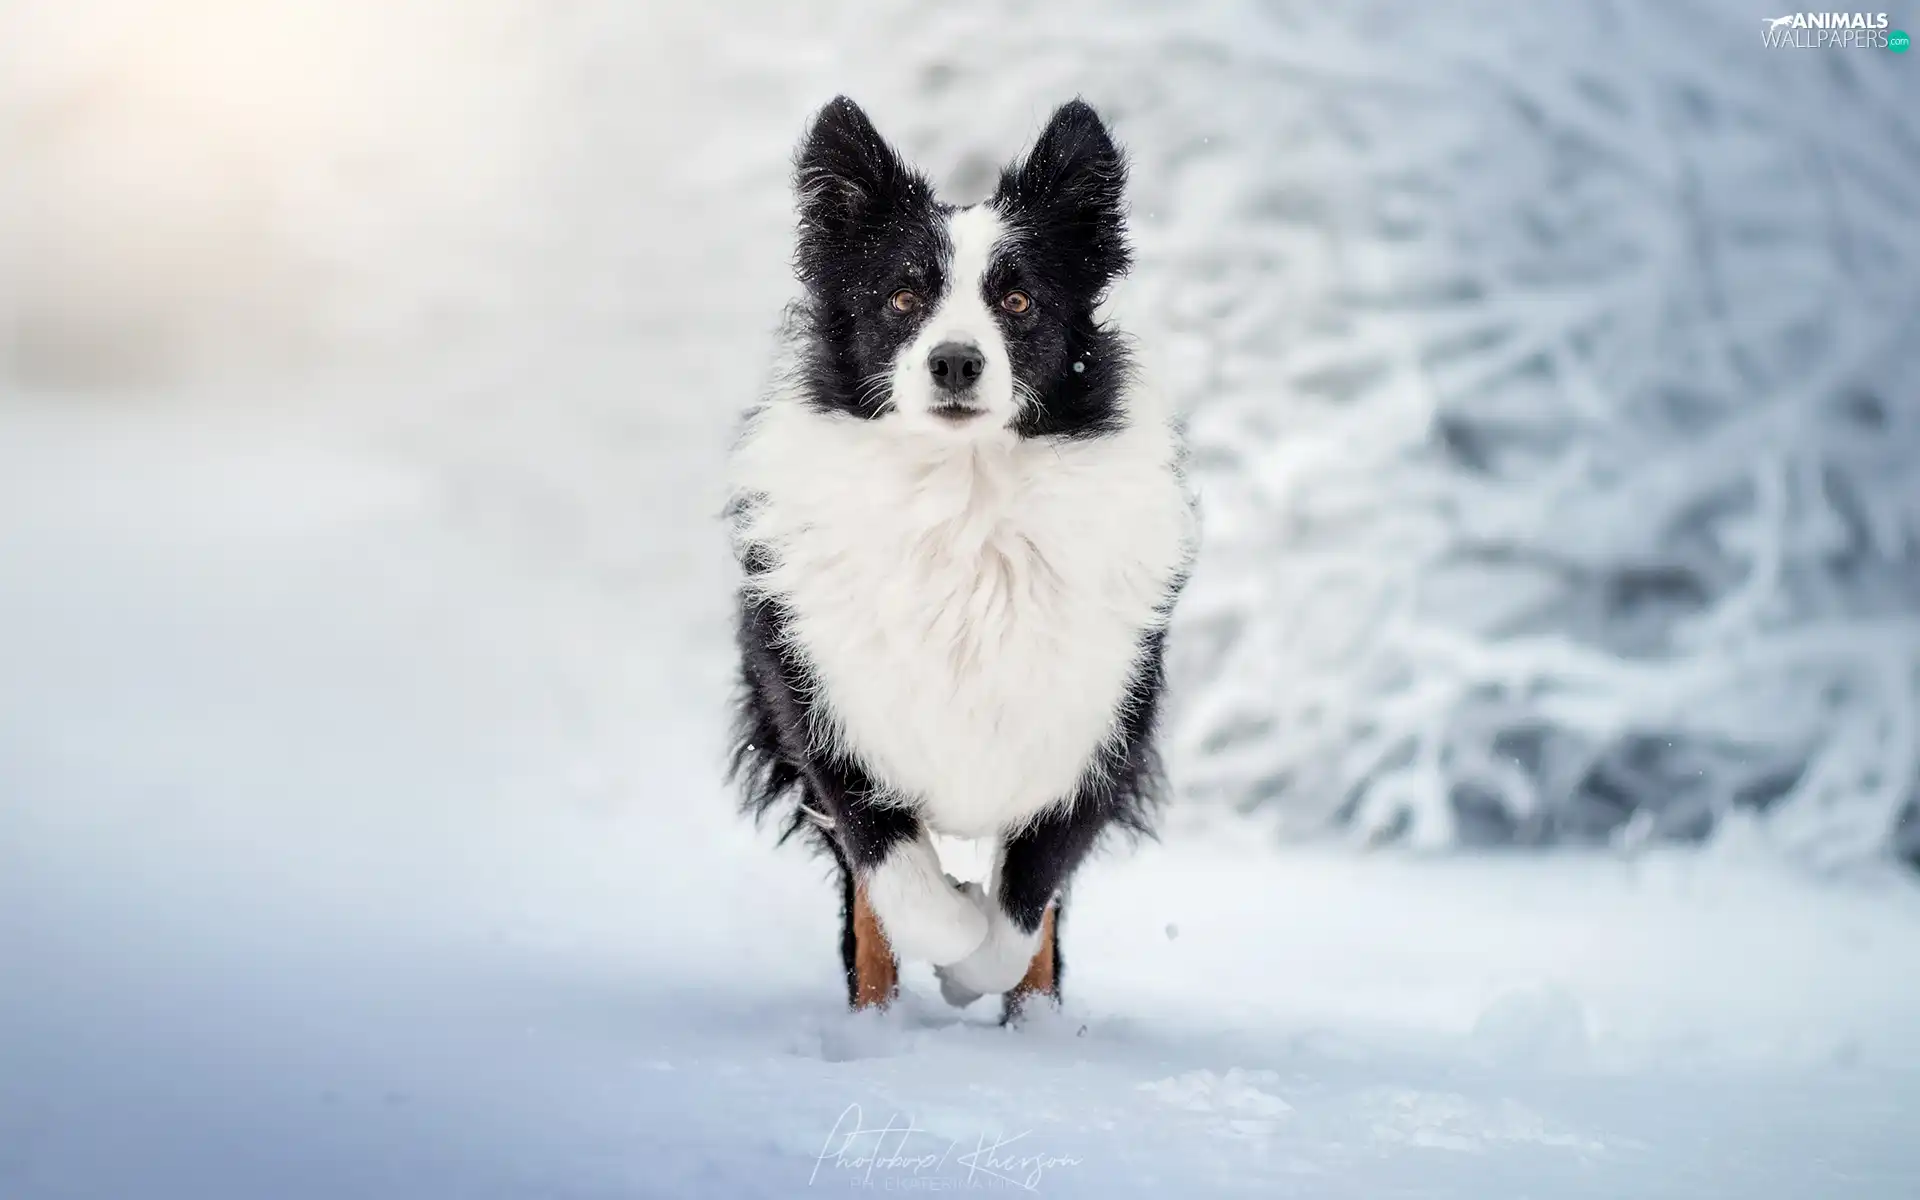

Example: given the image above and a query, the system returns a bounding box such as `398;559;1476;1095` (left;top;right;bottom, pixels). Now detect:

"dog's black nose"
927;342;985;392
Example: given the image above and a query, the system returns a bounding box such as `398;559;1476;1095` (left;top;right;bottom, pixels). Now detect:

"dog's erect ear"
996;99;1131;291
794;96;923;253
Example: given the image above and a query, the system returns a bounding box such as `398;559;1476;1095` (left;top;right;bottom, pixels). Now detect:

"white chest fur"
733;397;1191;838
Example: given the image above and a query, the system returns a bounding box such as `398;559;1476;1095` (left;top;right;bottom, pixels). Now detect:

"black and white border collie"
728;96;1193;1021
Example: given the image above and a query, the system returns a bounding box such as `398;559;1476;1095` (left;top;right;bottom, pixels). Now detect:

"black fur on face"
991;99;1134;439
791;96;945;422
788;96;1135;440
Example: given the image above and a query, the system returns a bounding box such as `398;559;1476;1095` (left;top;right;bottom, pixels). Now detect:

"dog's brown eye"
1001;291;1032;315
889;289;921;313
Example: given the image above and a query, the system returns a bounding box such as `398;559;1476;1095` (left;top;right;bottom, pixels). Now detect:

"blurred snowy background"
7;0;1917;864
3;2;1918;1197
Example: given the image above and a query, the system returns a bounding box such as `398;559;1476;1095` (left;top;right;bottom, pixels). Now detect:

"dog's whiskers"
854;370;895;412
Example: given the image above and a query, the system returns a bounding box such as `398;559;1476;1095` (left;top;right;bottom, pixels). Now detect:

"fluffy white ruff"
863;834;989;965
732;353;1191;839
886;206;1017;431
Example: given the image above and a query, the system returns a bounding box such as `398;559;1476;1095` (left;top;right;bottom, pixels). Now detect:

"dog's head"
791;96;1132;438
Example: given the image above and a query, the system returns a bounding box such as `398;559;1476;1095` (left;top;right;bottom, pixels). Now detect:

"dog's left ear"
996;99;1132;292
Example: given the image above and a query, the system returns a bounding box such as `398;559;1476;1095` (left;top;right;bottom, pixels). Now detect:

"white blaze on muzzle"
887;204;1015;431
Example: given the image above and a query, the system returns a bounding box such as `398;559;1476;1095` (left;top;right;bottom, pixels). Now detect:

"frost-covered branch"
1153;1;1920;868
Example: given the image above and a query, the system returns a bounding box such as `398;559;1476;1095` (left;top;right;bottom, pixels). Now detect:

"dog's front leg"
809;755;991;991
934;800;1107;1017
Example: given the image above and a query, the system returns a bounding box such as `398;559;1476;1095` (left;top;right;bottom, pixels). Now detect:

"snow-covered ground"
4;2;1918;1196
6;396;1918;1196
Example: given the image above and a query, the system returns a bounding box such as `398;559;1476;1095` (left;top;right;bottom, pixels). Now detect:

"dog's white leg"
933;846;1046;1005
863;832;990;966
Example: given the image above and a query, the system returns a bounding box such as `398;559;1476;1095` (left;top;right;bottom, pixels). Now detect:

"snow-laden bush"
1147;3;1920;867
822;0;1920;868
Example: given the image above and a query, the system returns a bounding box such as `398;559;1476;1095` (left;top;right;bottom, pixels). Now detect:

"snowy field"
4;2;1918;1197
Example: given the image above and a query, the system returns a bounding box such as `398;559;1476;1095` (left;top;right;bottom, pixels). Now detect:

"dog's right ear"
794;97;922;250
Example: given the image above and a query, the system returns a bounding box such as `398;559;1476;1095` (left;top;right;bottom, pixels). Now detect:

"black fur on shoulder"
1079;625;1177;842
724;550;824;850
